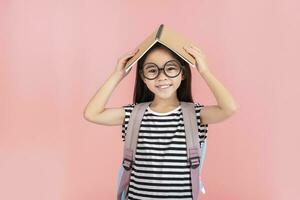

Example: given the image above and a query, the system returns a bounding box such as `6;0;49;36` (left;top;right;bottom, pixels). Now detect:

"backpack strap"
117;101;151;200
199;138;208;194
117;101;205;200
181;101;202;200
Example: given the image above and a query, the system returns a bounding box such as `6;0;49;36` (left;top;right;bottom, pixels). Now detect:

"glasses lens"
142;60;182;79
164;61;181;77
143;64;159;79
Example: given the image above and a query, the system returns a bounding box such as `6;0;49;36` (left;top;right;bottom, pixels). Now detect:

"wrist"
198;68;210;76
111;71;124;81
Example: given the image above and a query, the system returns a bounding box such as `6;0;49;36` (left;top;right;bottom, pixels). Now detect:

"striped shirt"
121;102;208;200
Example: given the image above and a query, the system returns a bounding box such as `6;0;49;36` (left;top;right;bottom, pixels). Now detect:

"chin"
148;84;179;97
153;91;176;99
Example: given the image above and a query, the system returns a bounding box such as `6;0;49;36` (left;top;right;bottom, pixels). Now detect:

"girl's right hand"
114;48;139;78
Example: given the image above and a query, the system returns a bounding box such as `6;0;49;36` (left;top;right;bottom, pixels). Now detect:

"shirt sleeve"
121;103;137;142
194;102;209;143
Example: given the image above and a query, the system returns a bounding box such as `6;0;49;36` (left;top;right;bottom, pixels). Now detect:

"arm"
184;45;238;124
198;69;238;124
83;48;139;126
83;71;125;126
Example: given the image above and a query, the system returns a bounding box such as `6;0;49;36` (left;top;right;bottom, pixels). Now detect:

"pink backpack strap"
117;101;151;200
117;101;202;200
181;101;202;200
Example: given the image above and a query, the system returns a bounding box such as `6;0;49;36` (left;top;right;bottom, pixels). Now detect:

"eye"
166;64;179;71
143;64;157;71
166;66;176;70
149;69;156;73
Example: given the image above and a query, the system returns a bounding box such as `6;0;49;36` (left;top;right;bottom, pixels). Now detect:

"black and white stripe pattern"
121;102;208;200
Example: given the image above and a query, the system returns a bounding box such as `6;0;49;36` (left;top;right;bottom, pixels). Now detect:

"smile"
156;84;172;89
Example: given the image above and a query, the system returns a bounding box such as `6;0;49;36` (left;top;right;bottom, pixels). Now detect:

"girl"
84;42;238;199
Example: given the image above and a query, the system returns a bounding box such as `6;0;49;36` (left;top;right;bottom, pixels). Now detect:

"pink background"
1;0;299;199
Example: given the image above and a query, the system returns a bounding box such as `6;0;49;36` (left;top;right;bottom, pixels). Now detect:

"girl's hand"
183;44;209;74
114;48;139;78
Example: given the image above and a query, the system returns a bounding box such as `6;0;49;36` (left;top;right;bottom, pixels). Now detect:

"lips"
156;84;172;89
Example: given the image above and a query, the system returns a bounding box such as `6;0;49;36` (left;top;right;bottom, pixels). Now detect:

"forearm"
84;71;123;117
199;69;238;114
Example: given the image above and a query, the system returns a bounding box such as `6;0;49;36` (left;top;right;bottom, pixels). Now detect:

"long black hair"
133;42;194;104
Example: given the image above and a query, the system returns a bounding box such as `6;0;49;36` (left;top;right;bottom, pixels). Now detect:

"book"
124;24;199;73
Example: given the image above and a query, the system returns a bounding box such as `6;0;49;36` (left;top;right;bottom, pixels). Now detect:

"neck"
151;95;180;108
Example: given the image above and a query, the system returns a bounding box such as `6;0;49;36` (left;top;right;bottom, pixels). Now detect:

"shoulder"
185;102;204;113
121;103;139;142
181;101;206;120
123;103;137;110
122;103;138;116
193;102;204;107
192;102;205;113
192;102;209;139
193;102;208;125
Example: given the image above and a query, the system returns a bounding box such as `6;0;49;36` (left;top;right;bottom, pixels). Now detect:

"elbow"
222;104;238;117
83;111;93;122
227;104;238;116
232;103;239;112
83;113;89;121
83;108;89;120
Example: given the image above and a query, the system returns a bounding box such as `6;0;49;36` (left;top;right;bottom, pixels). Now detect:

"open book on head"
124;24;199;73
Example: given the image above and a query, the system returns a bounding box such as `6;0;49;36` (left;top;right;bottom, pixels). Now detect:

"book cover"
124;24;199;73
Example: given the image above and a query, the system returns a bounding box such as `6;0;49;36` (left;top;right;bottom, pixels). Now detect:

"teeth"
157;84;171;88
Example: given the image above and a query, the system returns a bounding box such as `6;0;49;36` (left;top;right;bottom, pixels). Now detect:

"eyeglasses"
140;60;184;80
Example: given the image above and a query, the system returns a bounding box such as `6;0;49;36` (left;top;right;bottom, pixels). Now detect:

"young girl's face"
140;47;185;100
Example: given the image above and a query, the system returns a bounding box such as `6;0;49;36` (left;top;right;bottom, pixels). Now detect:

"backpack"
116;101;208;200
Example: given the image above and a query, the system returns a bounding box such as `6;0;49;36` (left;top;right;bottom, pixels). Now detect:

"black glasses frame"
140;59;184;80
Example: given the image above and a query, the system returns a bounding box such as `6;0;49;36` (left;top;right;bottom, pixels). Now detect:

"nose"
157;68;168;80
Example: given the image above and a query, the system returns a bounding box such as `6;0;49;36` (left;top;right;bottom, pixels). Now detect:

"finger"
133;48;139;53
124;50;137;57
184;45;201;55
190;45;203;55
185;46;199;56
184;47;203;64
120;56;133;65
126;67;132;74
189;46;206;58
121;50;138;60
125;49;139;58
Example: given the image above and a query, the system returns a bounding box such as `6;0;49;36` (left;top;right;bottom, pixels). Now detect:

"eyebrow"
143;60;177;67
143;62;156;66
144;64;156;69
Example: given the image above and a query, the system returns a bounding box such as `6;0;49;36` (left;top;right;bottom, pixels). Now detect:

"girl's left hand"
183;44;209;74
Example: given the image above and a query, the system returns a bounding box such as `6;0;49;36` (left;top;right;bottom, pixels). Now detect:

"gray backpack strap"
181;101;201;200
117;101;151;200
123;101;150;169
199;138;208;194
